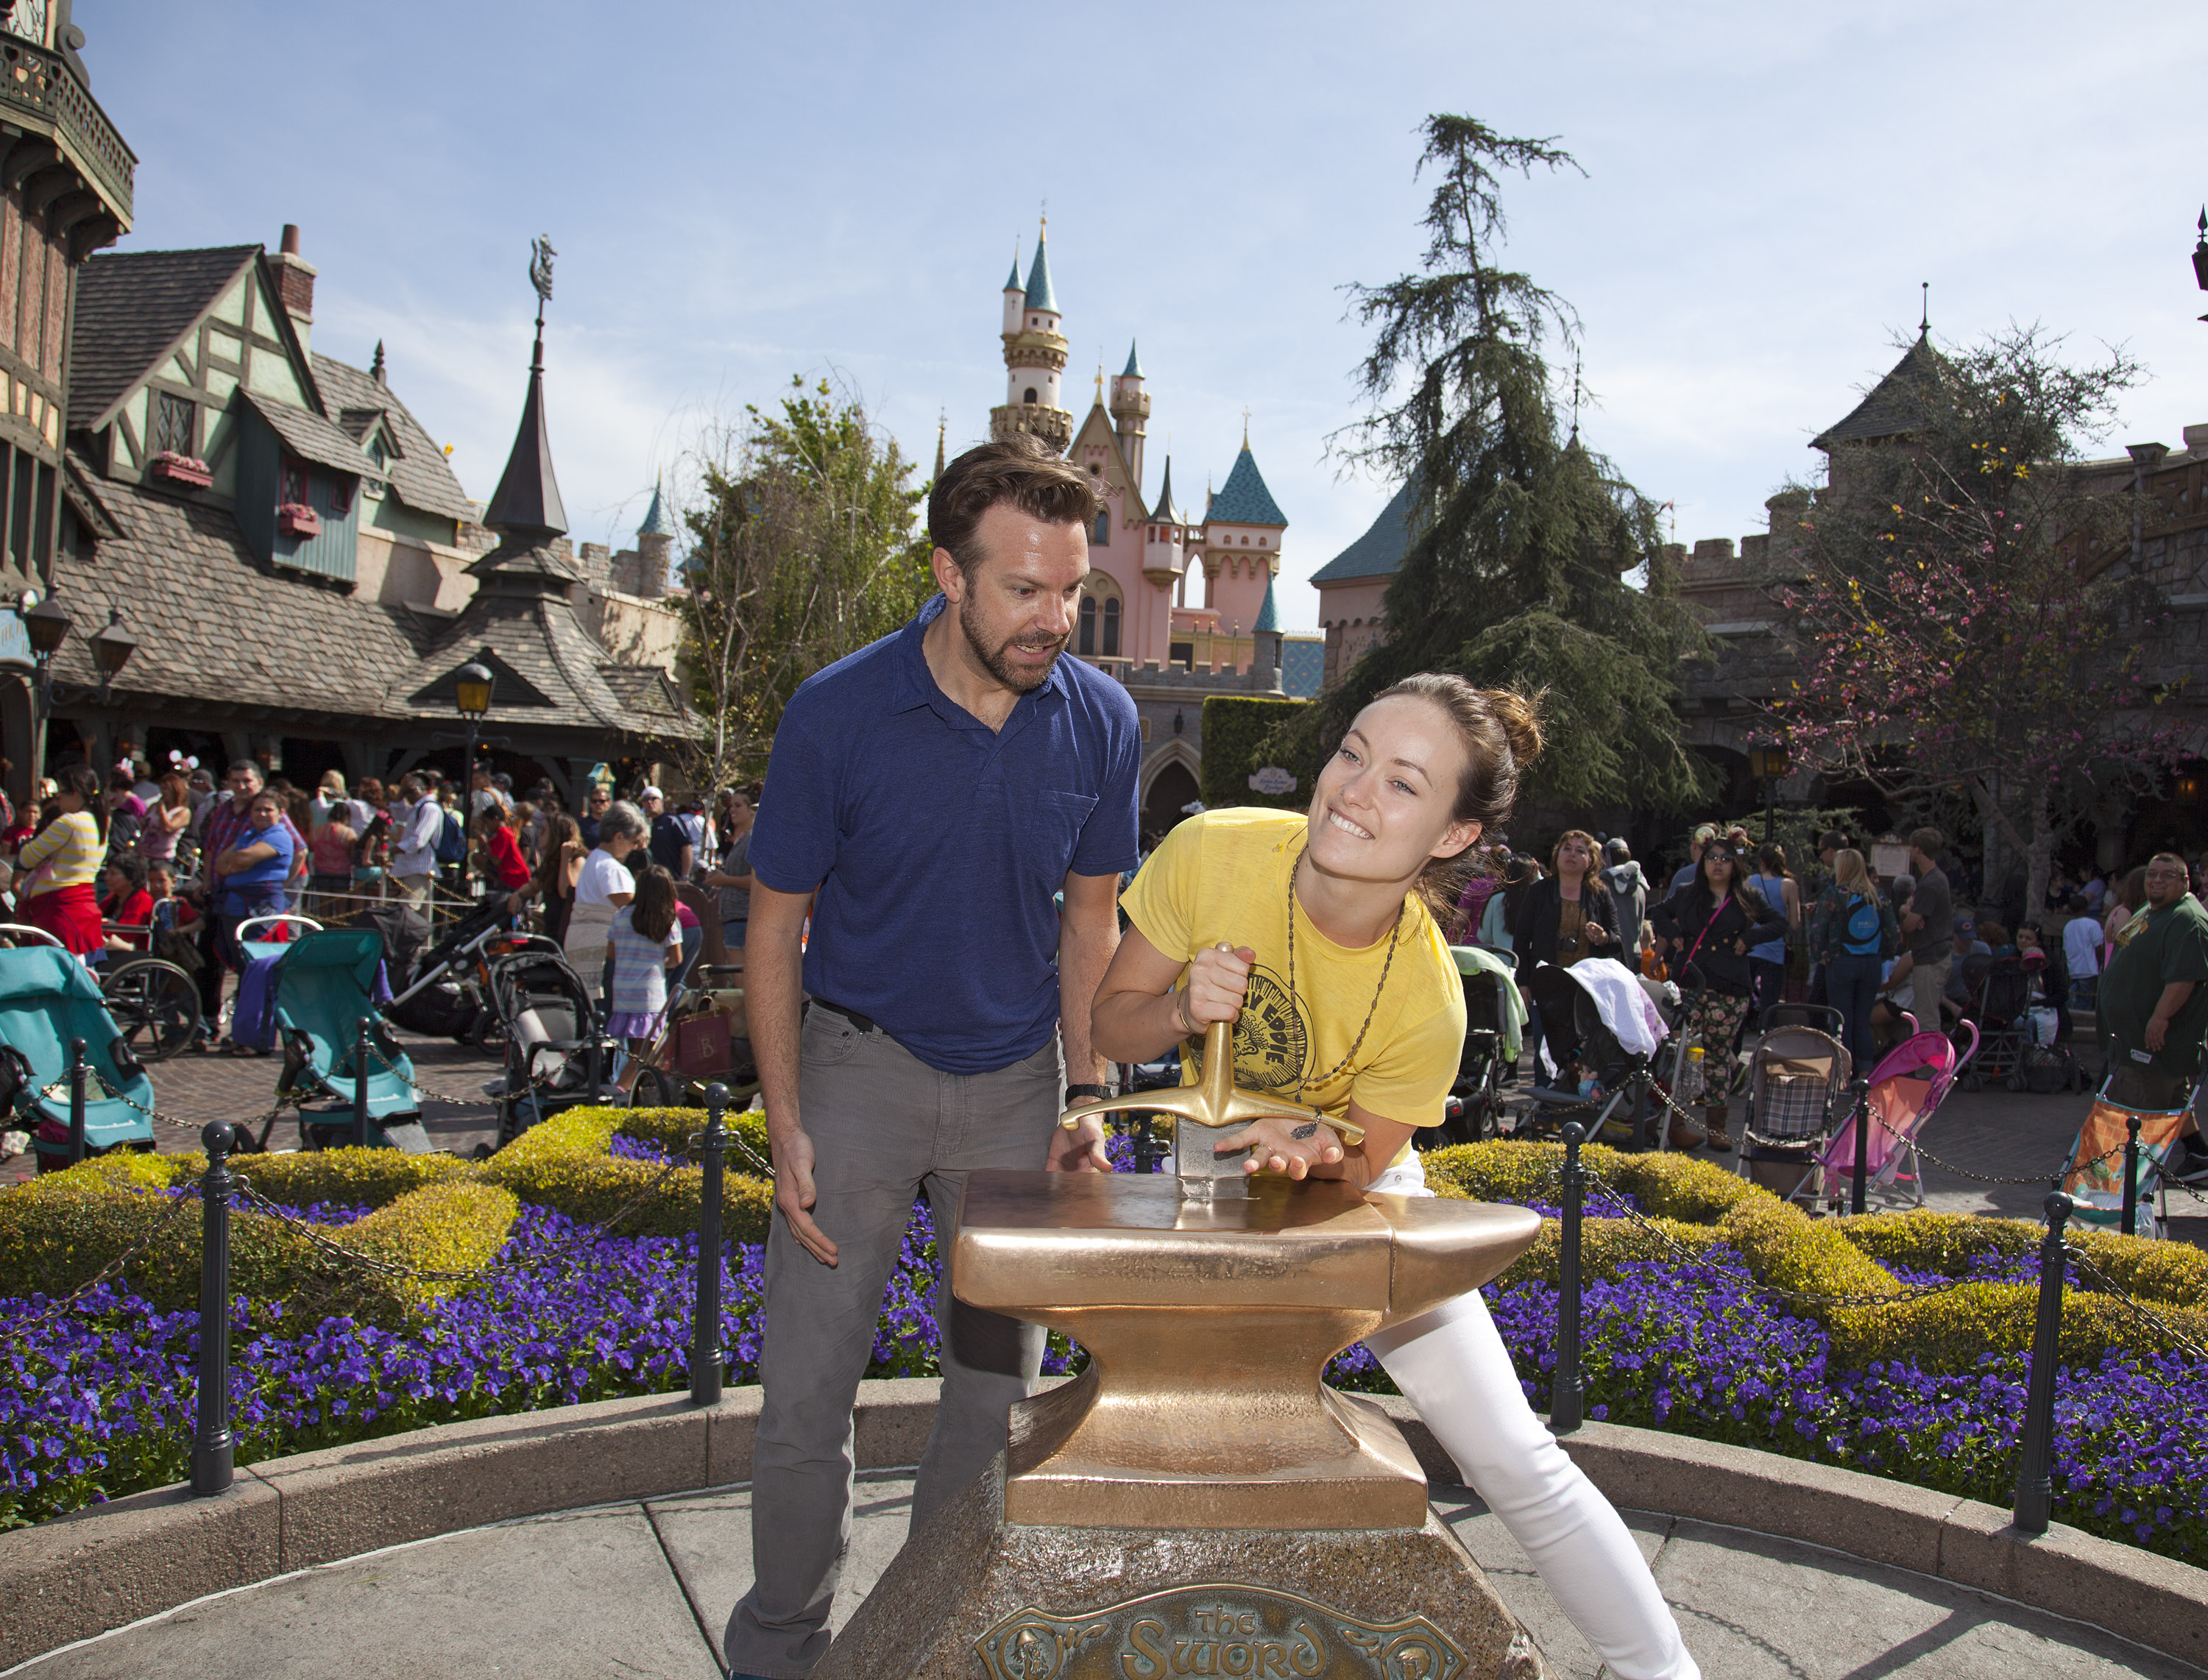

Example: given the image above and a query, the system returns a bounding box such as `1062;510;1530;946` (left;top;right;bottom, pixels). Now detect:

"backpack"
436;807;466;862
1841;894;1884;957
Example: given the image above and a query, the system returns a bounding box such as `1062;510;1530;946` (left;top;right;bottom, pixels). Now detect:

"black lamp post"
453;661;494;785
88;608;137;703
1748;743;1790;843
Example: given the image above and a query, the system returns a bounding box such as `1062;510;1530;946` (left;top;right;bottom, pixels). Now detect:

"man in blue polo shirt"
724;437;1138;1680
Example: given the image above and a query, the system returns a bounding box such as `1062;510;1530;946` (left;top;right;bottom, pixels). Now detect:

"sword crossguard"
1058;1016;1366;1147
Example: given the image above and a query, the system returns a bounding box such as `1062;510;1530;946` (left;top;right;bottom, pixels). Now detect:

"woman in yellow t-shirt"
13;766;108;956
1094;674;1698;1680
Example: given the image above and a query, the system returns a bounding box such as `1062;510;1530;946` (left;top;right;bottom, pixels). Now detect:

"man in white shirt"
388;774;443;905
2062;893;2102;986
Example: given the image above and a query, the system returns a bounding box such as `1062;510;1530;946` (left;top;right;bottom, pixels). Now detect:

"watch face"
4;1;44;45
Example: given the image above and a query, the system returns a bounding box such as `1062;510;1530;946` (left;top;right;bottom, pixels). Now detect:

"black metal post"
1629;1072;1649;1154
586;1037;601;1105
2013;1191;2073;1534
192;1121;236;1495
1550;1122;1586;1434
66;1038;87;1165
1850;1085;1870;1216
691;1082;729;1406
353;1019;371;1150
2120;1113;2142;1237
1764;777;1776;844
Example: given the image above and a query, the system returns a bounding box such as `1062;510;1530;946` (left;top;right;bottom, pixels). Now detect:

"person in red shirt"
479;808;531;893
99;854;155;954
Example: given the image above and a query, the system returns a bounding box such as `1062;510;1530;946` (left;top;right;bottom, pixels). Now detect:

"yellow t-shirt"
1119;808;1465;1162
15;809;102;896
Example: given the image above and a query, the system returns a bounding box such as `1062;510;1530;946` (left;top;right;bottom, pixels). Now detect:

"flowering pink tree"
1775;329;2170;910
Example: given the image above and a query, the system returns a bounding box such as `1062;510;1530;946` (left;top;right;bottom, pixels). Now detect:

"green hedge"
1199;695;1309;811
0;1151;517;1328
1;1105;776;1326
1420;1140;2208;1373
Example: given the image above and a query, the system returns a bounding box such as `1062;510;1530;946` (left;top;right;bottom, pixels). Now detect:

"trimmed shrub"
1199;695;1309;811
1423;1138;2199;1372
0;1154;514;1328
222;1147;471;1211
480;1106;773;1242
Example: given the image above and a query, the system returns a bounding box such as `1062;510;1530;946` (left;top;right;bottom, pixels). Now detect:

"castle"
986;220;1292;681
978;219;1327;840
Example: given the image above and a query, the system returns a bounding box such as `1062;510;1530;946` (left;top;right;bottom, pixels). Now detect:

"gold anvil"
954;1171;1539;1531
1057;1016;1366;1148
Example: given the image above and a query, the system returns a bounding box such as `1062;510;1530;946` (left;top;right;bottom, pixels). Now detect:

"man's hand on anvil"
1219;1113;1347;1180
1047;1113;1111;1172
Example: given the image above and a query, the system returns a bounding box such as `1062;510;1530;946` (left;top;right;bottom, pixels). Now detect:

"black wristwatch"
1065;1082;1114;1105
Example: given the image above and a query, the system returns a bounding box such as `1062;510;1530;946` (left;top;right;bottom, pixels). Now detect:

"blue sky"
85;1;2208;631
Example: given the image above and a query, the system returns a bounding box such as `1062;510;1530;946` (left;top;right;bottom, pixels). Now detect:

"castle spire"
934;411;946;481
483;235;567;541
1022;217;1059;316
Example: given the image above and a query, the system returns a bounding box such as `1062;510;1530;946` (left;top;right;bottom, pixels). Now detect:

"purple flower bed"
1;1149;2201;1565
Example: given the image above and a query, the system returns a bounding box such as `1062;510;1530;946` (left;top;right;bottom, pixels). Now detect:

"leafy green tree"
1273;114;1709;812
676;375;934;787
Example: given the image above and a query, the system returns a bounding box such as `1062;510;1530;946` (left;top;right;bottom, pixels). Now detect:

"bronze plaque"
976;1584;1465;1679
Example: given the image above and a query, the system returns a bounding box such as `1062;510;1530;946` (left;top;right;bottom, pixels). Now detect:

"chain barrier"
696;1125;775;1181
2063;1243;2208;1363
27;1067;296;1143
0;1182;205;1344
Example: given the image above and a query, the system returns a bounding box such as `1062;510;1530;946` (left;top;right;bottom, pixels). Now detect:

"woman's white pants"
1364;1163;1698;1680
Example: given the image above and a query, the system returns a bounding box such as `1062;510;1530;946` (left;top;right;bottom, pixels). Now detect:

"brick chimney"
270;223;316;354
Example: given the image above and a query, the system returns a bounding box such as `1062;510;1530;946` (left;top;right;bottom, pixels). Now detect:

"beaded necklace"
1285;842;1405;1104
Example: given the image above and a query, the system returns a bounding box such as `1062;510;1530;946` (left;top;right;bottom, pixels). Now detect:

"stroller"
2060;1066;2201;1238
475;940;620;1153
1517;958;1671;1149
1734;1004;1853;1206
1420;946;1524;1149
258;927;429;1152
1956;953;2038;1093
383;897;513;1043
629;962;756;1111
0;943;159;1171
1819;1024;1976;1212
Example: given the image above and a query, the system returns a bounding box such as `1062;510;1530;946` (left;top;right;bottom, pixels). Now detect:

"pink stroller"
1819;1024;1977;1212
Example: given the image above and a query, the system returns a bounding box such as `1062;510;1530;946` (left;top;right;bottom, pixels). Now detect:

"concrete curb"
4;1382;2201;1671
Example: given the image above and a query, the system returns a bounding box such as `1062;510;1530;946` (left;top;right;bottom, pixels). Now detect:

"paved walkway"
0;1030;509;1187
9;1472;2197;1679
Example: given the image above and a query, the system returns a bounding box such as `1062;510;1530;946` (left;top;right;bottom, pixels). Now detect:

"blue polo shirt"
749;594;1141;1074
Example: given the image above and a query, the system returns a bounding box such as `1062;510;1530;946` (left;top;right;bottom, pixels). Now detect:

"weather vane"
530;236;556;306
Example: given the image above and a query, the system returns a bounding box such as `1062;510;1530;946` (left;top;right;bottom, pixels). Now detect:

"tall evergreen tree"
1281;116;1708;812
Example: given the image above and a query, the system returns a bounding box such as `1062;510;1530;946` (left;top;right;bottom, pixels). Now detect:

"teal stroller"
0;944;159;1172
257;927;431;1153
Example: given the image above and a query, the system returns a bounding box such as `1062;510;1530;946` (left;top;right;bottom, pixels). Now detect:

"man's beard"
958;594;1066;693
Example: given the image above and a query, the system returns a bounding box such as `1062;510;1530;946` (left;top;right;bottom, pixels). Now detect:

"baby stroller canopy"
0;946;158;1163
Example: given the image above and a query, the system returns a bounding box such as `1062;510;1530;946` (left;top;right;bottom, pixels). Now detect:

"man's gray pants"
1906;954;1952;1035
722;1007;1056;1678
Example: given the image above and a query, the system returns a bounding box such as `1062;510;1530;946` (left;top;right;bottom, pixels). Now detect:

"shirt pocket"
1022;789;1099;883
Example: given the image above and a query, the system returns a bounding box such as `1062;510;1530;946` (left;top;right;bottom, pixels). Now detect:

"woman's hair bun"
1478;686;1543;770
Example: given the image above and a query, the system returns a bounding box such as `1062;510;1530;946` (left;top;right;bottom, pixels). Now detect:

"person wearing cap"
648;786;701;879
1669;824;1716;894
1942;915;1989;1021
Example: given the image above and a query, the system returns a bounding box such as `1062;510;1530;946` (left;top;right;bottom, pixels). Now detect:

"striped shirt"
15;810;102;893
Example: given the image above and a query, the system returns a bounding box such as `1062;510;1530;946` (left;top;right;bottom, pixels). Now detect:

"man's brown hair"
1909;826;1945;857
929;435;1104;580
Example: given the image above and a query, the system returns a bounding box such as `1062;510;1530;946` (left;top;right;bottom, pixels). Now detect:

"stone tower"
989;219;1072;454
634;474;675;598
1108;339;1149;489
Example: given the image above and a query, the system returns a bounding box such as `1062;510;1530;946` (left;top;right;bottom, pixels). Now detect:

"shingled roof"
313;351;478;524
1311;481;1418;584
1208;445;1287;527
69;245;258;432
1812;331;1945;451
46;452;426;715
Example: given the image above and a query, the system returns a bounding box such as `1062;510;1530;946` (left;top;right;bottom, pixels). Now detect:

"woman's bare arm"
1091;925;1249;1063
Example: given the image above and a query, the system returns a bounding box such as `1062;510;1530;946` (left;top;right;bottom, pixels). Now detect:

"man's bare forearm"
747;889;813;1138
1058;902;1119;1085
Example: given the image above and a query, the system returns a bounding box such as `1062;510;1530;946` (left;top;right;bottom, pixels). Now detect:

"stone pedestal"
814;1456;1547;1680
812;1167;1552;1679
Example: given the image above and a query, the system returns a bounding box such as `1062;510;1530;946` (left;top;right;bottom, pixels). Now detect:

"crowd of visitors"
1434;809;2208;1180
0;751;761;1057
